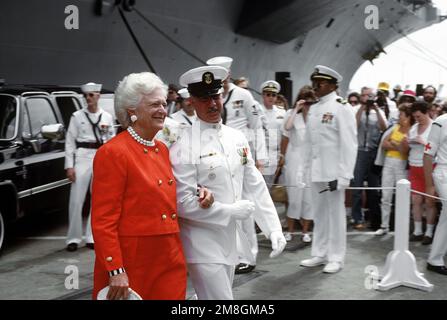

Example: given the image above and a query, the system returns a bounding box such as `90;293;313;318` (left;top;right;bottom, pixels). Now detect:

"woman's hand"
66;168;76;182
278;154;285;168
198;187;214;209
107;272;129;300
294;99;306;111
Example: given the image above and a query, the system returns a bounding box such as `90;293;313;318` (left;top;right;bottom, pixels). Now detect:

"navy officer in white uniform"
423;113;447;275
299;66;357;273
259;80;286;182
65;82;115;252
206;56;267;274
170;65;286;299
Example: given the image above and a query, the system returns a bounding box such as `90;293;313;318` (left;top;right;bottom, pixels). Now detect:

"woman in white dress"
278;86;316;243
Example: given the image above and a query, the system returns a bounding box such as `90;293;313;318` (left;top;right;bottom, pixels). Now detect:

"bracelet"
109;267;126;277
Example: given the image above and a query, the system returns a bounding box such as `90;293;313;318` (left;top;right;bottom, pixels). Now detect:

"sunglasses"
264;92;277;97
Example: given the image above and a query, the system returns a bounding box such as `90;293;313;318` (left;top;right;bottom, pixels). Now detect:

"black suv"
0;84;114;252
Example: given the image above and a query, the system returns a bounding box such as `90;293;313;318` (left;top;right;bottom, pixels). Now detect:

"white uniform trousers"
310;182;346;263
428;167;447;266
188;263;235;300
66;149;96;245
237;216;258;265
380;157;408;229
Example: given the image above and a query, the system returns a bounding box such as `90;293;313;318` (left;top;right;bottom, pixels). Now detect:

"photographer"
376;82;398;126
351;87;387;229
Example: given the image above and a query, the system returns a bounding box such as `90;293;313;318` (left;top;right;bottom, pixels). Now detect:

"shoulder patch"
433;122;442;128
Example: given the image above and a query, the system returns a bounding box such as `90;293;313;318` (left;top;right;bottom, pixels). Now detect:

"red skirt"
92;233;187;300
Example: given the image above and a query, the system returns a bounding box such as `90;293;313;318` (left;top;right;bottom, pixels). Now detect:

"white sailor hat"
310;65;342;83
261;80;281;93
97;286;143;300
206;56;233;70
81;82;102;93
179;66;228;97
177;88;190;99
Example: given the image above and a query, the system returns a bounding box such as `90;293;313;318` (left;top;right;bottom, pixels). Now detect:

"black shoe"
235;263;256;274
427;263;447;275
422;236;433;245
409;234;423;242
66;243;78;252
86;243;94;250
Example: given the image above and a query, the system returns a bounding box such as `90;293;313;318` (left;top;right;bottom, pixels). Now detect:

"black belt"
76;141;102;149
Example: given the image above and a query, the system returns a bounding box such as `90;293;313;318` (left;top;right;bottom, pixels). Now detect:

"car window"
23;97;58;138
55;96;81;127
0;95;17;139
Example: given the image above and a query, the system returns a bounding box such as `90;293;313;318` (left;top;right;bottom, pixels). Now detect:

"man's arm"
170;141;245;226
337;105;358;187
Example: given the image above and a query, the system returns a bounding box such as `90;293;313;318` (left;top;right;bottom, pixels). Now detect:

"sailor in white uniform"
206;56;267;274
170;65;286;299
259;80;286;181
171;88;197;126
65;82;115;251
423;113;447;275
299;66;358;273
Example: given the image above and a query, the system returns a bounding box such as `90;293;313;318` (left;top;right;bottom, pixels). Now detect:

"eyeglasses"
263;92;277;97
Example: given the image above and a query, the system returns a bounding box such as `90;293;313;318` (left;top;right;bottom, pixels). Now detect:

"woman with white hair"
91;72;213;300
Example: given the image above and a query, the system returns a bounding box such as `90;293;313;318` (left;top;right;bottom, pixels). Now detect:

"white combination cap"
260;80;281;93
310;65;342;83
179;66;228;97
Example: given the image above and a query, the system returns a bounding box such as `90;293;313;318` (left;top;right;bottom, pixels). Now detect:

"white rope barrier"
267;183;396;190
410;189;447;202
268;183;447;201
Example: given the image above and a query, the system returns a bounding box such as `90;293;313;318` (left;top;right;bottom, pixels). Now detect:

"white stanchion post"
376;179;433;292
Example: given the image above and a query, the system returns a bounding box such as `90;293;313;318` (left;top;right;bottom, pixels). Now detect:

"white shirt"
306;91;358;185
171;109;197;126
64;108;115;168
260;105;286;174
222;83;267;161
425;114;447;165
408;120;433;167
169;119;282;265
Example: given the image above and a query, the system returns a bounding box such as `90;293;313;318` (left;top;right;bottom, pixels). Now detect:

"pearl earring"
130;115;138;123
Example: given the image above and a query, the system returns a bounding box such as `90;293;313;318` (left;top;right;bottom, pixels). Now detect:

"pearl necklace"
127;126;155;147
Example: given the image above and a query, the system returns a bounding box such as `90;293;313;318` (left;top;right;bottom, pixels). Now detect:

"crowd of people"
63;57;447;300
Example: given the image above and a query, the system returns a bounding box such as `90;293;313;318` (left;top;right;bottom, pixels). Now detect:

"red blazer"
92;131;179;271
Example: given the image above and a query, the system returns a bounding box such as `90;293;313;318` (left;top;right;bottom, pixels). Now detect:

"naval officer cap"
261;80;281;93
177;88;190;99
179;66;228;98
81;82;102;93
310;65;342;83
206;56;233;70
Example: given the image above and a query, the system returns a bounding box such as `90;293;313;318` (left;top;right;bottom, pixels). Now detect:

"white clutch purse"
97;286;143;300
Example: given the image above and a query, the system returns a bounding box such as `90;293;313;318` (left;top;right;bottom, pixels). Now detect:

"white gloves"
269;230;286;258
231;200;255;220
337;177;351;190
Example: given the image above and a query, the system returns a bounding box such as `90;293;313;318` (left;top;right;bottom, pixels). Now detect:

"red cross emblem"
425;143;432;152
